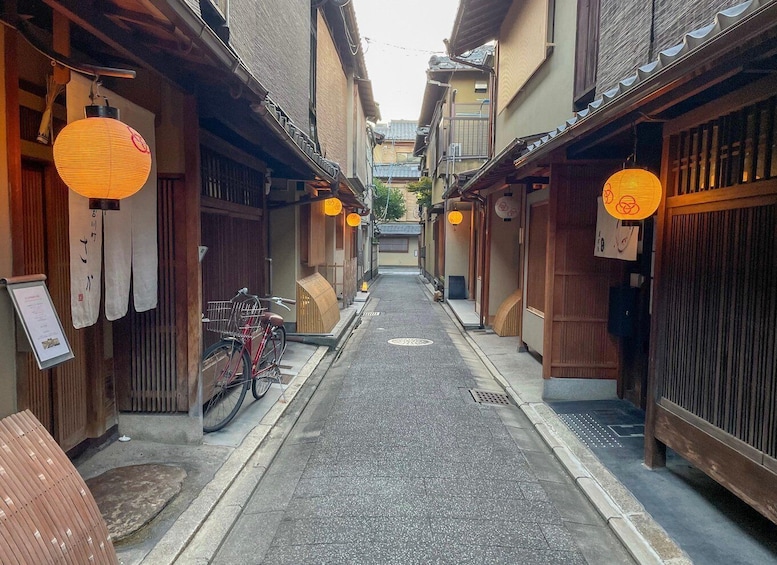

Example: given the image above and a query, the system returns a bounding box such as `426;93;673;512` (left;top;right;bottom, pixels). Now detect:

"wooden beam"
52;10;70;84
654;403;777;524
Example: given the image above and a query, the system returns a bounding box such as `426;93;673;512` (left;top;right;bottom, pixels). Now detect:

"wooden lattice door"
19;161;90;451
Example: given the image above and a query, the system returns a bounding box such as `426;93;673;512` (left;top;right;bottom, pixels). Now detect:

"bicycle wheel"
252;325;286;400
202;340;250;432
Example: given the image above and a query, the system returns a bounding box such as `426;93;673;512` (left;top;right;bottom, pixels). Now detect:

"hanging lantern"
602;168;662;220
324;197;343;216
448;210;463;225
53;105;151;210
346;212;361;227
494;193;519;221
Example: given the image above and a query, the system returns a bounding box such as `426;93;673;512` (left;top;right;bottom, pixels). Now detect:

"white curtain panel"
66;74;158;327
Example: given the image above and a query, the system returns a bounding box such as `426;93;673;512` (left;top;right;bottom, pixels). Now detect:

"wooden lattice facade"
648;76;777;524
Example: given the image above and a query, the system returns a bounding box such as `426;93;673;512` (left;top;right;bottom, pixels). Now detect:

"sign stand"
1;274;74;370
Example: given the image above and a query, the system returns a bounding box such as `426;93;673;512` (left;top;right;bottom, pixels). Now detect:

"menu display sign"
4;278;74;369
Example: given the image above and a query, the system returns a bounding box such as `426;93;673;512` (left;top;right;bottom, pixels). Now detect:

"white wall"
495;0;577;150
445;210;472;297
269;201;299;324
488;212;521;318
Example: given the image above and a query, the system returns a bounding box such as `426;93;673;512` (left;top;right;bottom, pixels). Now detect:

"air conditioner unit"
449;143;462;158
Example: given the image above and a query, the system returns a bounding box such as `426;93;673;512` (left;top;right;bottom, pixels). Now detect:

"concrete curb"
141;346;330;565
427;280;689;565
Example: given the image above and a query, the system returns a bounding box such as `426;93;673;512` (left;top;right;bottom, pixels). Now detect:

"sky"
351;0;459;124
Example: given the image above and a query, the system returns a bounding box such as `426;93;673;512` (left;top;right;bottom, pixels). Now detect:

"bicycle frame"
201;290;294;432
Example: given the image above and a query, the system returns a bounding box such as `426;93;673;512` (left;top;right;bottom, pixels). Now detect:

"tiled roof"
374;120;419;141
376;222;422;235
427;45;494;71
373;163;421;180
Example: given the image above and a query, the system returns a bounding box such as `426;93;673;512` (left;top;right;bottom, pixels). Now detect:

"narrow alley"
204;273;635;564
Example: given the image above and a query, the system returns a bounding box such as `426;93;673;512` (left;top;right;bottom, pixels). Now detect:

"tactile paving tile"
558;413;622;448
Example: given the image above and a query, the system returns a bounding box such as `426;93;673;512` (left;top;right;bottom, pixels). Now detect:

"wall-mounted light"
602;168;662;220
448;210;463;225
346;212;361;227
53;98;151;211
324;197;343;216
494;192;519;221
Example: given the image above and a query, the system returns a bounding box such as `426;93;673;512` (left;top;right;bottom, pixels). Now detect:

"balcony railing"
437;116;489;160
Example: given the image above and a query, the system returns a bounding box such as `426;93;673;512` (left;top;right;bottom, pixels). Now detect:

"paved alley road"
211;274;635;564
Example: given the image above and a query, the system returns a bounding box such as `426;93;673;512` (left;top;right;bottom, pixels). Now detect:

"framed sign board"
2;276;74;369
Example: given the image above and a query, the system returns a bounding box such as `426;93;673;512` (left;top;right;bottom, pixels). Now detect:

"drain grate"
388;338;433;346
470;389;511;406
363;312;381;317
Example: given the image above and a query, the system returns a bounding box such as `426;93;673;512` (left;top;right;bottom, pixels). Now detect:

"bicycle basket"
204;300;264;338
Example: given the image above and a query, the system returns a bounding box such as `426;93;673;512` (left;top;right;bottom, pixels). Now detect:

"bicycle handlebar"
233;288;295;310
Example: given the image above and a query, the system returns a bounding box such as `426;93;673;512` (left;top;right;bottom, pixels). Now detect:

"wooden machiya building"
476;1;777;523
0;0;361;451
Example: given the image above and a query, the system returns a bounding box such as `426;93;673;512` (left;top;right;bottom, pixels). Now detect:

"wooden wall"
546;164;624;380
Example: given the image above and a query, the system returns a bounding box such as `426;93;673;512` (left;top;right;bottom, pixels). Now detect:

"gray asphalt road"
211;274;635;564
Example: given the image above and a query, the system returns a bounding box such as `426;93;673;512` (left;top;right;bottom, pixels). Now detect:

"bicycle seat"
261;312;284;327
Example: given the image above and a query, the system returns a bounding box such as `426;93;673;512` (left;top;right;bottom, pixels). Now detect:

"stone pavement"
75;271;777;564
196;273;637;564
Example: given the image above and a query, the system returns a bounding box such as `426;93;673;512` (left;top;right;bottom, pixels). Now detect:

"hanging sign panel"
2;276;74;370
594;197;639;261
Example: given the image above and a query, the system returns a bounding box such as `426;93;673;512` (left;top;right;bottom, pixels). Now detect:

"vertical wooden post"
177;94;202;415
644;135;672;469
5;22;23;277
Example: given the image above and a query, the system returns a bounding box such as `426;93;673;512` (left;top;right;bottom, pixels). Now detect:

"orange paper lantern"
346;212;361;227
602;169;662;220
324;197;343;216
448;210;463;225
54;112;151;207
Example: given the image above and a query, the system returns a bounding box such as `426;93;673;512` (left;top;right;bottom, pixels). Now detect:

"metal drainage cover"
470;389;511;406
363;312;381;317
388;338;434;346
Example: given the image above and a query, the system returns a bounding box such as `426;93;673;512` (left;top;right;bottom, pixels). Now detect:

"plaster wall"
488;211;521;319
0;27;17;417
445;212;472;297
378;238;419;268
494;0;577;150
270;202;300;325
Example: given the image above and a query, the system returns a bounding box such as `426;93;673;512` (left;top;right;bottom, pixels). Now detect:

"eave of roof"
457;137;527;196
448;0;512;56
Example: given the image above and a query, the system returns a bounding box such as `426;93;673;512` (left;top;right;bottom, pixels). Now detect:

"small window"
474;81;488;93
379;237;409;253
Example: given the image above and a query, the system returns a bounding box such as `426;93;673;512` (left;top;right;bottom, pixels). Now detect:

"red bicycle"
201;288;295;432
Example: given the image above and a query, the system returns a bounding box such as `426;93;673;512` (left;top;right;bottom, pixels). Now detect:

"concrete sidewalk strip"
436;290;690;565
141;346;328;565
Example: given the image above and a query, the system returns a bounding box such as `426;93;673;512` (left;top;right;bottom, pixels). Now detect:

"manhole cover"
363;312;381;317
388;338;434;346
470;389;511;406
